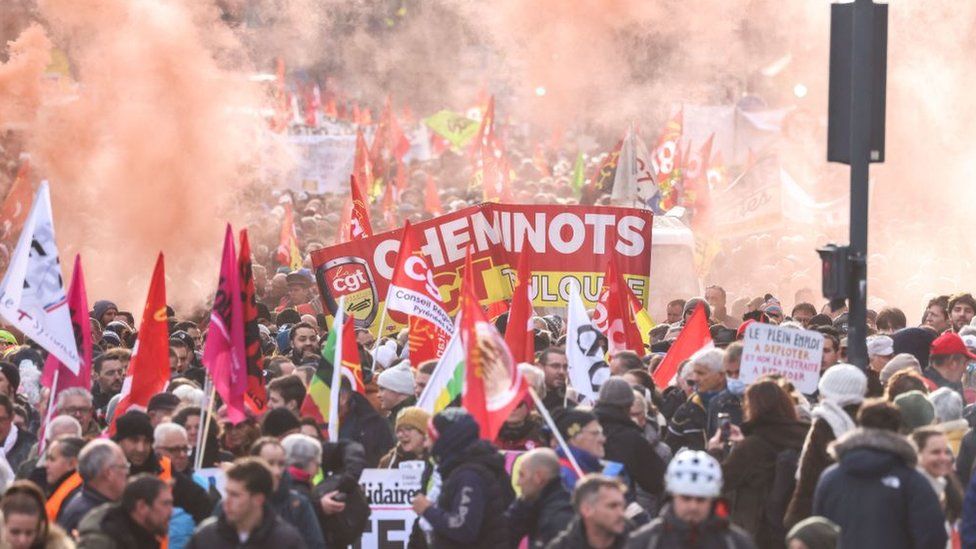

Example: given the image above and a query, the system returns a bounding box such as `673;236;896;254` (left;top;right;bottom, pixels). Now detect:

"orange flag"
354;128;373;198
424;174;443;216
349;175;373;240
276;202;302;270
110;253;169;432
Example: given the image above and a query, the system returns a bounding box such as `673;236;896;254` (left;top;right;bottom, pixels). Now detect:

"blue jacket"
271;472;325;549
168;507;195;549
556;445;602;492
814;428;947;549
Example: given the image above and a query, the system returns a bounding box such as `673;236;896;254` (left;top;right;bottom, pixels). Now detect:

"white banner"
0;181;80;372
740;322;824;394
354;466;424;549
286;134;357;194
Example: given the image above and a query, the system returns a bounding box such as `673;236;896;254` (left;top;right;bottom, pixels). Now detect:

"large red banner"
311;203;653;336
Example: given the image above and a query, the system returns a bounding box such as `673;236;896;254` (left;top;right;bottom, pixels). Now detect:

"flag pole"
528;387;584;478
195;377;216;471
371;285;393;351
37;369;60;456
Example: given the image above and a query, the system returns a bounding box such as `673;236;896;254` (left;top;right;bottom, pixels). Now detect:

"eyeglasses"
157;445;191;455
63;406;92;416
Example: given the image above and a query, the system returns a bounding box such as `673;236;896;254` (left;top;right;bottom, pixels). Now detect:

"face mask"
726;377;746;396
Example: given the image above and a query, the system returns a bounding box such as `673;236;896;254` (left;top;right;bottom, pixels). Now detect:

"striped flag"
300;298;365;440
416;317;465;414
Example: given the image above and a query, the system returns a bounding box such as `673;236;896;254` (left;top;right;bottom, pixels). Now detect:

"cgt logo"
330;267;369;293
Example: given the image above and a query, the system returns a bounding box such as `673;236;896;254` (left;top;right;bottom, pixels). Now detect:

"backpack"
764;447;800;544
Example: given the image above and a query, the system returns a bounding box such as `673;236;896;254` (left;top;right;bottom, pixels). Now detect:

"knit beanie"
113;411;154;442
395;406;431;434
598;377;635;408
552;408;598;440
786;517;840;549
894;390;936;431
0;331;16;346
372;340;398;371
879;353;922;385
818;363;867;407
377;363;415;395
683;298;711;321
261;407;301;438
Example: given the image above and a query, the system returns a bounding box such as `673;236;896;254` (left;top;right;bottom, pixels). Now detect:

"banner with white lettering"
312;203;653;336
740;322;824;394
355;467;424;549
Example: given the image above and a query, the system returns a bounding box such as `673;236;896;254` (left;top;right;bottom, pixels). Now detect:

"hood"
829;428;917;477
439;438;505;478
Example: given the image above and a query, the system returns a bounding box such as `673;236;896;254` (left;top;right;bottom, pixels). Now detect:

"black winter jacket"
813;428;948;549
337;391;395;467
186;504;307;549
546;517;631;549
595;403;666;497
75;502;161;549
506;477;574;548
625;504;756;549
423;440;513;548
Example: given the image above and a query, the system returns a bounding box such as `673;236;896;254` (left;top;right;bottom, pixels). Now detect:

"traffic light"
817;244;850;301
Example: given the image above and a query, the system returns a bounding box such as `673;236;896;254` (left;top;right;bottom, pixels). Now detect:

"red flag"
276;202;302;270
461;248;527;440
41;254;92;391
424;174;443;216
385;222;453;359
373;96;411;162
349;175;373;239
470;95;495;159
504;253;535;364
204;225;248;424
324;97;338;119
353;128;373;198
594;255;645;354
651;303;713;389
110;253;169;432
682;134;714;223
239;230;267;415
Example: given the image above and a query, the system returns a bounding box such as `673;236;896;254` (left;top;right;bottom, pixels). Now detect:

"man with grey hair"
282;433;322;474
57;439;129;534
153;422;192;475
505;448;573;547
56;387;97;438
665;348;729;453
15;414;83;490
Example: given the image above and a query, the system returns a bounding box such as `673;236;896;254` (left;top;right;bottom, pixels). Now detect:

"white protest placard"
740;322;824;394
286;134;357;194
354;467;424;549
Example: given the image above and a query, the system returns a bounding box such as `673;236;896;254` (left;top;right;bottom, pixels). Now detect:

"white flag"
566;290;610;404
611;128;657;208
0;181;80;373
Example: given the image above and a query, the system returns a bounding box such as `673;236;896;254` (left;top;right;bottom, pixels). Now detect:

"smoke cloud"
1;0;973;319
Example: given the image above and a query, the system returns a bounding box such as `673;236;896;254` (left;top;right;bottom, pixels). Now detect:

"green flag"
571;152;586;196
424;110;480;149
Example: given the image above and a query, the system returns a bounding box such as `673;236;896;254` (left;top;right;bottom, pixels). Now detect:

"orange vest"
46;457;174;547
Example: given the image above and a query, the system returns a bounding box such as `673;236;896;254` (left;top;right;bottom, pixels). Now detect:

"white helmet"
665;450;723;498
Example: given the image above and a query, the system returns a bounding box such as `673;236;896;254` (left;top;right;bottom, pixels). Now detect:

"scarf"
812;400;856;438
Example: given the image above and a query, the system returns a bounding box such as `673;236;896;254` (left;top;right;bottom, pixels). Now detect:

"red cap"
930;332;976;360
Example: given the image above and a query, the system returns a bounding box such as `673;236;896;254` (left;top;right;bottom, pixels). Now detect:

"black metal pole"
846;0;874;369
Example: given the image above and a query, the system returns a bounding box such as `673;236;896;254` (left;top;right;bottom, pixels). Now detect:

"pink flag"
41;255;92;390
39;255;92;448
204;225;248;424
